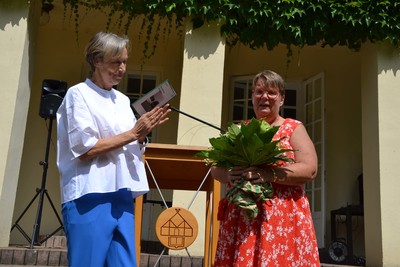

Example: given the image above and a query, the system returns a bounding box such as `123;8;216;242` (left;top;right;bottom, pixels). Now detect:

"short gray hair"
85;32;130;74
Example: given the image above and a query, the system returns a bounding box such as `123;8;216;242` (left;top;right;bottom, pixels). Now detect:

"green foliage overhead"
61;0;400;51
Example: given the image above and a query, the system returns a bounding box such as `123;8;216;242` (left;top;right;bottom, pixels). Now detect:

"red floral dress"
214;118;320;267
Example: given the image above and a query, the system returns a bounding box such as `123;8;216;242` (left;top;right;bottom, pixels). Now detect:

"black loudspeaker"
39;79;67;118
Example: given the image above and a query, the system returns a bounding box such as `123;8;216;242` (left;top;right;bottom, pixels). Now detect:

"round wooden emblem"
155;207;198;250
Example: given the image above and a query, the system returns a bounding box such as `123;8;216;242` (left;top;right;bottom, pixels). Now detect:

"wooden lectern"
135;143;221;267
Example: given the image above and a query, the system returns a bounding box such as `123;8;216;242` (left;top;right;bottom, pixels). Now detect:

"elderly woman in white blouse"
56;32;170;267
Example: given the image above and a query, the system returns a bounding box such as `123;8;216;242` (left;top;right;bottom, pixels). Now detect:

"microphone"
169;105;226;133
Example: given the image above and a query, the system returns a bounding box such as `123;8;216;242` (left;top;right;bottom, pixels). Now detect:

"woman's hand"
133;105;171;142
210;166;246;184
241;166;275;184
211;165;273;184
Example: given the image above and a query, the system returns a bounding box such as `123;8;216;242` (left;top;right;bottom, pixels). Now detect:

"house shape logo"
156;207;198;250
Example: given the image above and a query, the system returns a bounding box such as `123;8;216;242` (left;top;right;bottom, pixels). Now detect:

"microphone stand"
169;105;226;133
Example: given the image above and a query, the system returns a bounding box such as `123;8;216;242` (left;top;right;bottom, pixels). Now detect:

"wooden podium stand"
135;143;221;267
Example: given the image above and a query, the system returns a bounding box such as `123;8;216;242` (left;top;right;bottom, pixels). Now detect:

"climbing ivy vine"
59;0;400;56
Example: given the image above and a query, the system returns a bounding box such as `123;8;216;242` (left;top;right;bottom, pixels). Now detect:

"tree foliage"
58;0;400;52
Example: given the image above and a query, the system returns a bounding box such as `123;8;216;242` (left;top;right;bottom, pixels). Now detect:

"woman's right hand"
211;166;246;184
132;105;170;141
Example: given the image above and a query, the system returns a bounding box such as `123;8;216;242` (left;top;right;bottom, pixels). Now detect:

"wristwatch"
139;136;148;148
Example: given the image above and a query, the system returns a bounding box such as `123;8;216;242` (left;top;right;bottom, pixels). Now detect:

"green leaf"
195;118;295;168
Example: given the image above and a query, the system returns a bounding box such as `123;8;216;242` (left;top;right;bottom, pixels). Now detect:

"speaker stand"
11;118;64;248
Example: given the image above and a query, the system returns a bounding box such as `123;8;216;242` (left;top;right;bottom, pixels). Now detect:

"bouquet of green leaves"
196;118;294;219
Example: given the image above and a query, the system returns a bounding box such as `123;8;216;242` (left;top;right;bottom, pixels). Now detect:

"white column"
361;42;400;266
172;20;225;257
0;3;32;246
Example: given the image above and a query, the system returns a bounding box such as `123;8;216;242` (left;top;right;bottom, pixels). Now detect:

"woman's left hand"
241;166;270;184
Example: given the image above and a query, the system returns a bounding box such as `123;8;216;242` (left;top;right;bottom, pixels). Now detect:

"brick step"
0;247;204;267
0;248;357;267
0;247;67;266
2;237;352;267
0;265;67;267
1;235;206;267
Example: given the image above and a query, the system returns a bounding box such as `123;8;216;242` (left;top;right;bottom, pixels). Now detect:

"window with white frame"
230;76;300;122
124;72;160;141
231;77;255;123
125;73;158;104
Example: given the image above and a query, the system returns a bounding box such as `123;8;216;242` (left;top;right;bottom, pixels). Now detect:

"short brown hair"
252;70;285;95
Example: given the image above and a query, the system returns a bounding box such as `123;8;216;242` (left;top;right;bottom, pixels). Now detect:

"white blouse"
56;79;148;203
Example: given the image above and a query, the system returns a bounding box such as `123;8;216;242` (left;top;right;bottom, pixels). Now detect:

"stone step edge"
0;247;67;266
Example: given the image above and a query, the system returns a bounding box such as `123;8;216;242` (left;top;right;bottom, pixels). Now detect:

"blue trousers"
62;189;137;267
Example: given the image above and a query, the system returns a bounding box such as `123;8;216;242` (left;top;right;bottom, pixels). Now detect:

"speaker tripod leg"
29;118;64;248
35;190;64;245
30;185;48;248
10;190;41;244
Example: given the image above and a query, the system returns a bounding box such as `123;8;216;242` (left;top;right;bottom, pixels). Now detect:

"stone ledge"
0;247;67;266
1;246;359;267
140;253;203;267
0;248;208;267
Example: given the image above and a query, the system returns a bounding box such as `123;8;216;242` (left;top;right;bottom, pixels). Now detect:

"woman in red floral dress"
211;70;320;266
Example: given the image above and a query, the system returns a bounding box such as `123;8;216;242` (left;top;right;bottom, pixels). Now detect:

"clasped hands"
228;166;273;184
211;165;275;184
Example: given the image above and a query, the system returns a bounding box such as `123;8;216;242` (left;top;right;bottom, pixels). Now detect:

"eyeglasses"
253;88;279;99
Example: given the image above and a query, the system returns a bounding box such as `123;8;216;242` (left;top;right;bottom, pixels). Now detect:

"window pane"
233;105;244;121
314;189;321;211
315;143;321;162
142;78;156;94
314;121;322;142
315;166;322;188
246;99;254;119
314;99;322;120
305;182;312;190
127;74;157;95
285;89;296;106
283;108;296;120
306;103;313;123
306;83;313;102
315;79;322;98
306;124;312;136
248;108;255;119
234;85;245;99
247;87;253;99
127;75;141;95
306;191;312;205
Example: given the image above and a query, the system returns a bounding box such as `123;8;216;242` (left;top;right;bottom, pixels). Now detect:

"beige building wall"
0;2;31;247
361;42;400;266
377;47;400;266
172;21;226;257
